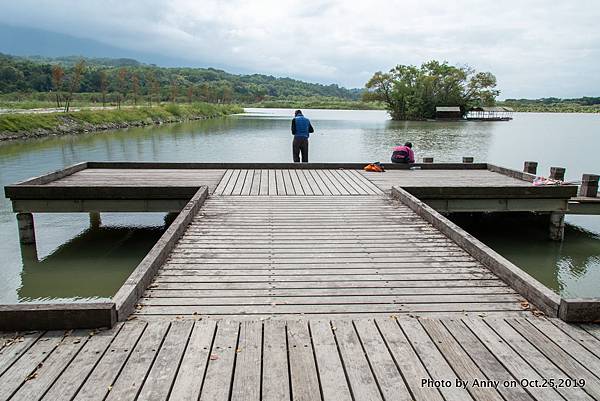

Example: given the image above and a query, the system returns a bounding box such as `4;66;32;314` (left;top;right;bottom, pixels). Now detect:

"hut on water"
435;106;463;120
467;106;514;121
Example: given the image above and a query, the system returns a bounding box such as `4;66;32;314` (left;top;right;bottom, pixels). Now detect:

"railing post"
549;167;566;181
523;161;538;175
579;174;599;197
422;157;434;163
462;157;474;164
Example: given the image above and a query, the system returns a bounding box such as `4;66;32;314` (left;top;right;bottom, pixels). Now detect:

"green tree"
64;60;85;112
364;61;499;120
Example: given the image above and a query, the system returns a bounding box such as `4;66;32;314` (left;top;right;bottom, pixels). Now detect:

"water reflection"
17;225;164;303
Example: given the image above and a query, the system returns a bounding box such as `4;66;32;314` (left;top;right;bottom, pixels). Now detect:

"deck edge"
0;302;116;330
391;185;561;317
112;186;209;321
559;298;600;322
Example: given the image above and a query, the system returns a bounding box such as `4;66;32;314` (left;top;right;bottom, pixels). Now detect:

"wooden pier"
2;161;600;400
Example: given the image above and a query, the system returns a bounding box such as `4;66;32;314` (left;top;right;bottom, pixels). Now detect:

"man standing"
291;110;314;163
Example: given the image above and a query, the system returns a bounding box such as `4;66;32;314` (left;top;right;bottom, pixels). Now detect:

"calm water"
0;108;599;302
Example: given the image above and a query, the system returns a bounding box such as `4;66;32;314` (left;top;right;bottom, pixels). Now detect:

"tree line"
0;53;359;106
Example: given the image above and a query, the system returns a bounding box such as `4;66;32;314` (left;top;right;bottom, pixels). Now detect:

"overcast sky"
2;0;600;98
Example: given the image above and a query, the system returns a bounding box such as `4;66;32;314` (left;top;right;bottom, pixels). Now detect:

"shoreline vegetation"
0;103;243;141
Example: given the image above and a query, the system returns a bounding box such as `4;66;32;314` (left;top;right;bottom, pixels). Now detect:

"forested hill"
0;53;361;102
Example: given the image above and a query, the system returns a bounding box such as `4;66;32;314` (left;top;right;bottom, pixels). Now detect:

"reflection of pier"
18;226;163;302
1;161;600;400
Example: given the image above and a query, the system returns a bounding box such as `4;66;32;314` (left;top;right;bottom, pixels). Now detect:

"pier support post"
422;157;434;163
523;161;538;175
579;174;599;197
89;212;102;229
549;212;565;241
550;167;566;181
462;157;473;163
164;212;179;227
16;213;36;245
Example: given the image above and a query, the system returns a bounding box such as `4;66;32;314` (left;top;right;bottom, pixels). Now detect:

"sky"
1;0;600;98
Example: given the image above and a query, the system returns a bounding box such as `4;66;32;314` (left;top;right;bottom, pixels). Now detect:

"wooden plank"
268;169;277;196
339;169;375;195
300;170;321;195
250;170;261;195
492;318;598;401
353;319;413;401
169;320;217;401
335;170;364;195
0;331;43;376
283;170;296;195
290;170;306;195
232;170;248;195
317;170;343;195
0;331;64;400
323;170;351;195
399;318;473;401
262;320;290;401
332;320;383;400
524;317;600;372
198;320;239;401
275;170;286;195
136;320;194;401
308;320;352;401
223;170;241;196
231;321;262;401
10;330;89;401
308;170;332;195
214;169;234;195
441;319;533;401
375;318;443;401
105;321;170;401
287;320;322;401
420;319;504;401
464;317;563;401
296;170;314;195
73;321;146;401
241;169;255;195
259;170;270;195
42;325;123;401
349;170;384;194
549;318;600;359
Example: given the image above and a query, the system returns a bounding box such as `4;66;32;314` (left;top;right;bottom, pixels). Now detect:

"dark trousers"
293;137;309;163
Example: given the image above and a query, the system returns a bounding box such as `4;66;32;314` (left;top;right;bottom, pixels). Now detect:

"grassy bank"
245;96;385;110
499;101;600;113
0;103;243;139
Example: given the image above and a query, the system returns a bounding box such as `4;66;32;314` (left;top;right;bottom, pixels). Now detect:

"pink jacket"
392;145;415;163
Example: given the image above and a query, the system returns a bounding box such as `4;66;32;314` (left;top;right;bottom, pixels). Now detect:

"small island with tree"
363;60;500;120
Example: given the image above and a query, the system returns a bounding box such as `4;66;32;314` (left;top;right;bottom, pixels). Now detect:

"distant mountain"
0;24;201;68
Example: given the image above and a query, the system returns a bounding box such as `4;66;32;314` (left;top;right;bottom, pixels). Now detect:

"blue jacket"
291;115;314;138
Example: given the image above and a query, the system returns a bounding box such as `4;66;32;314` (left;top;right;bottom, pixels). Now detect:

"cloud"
1;0;599;97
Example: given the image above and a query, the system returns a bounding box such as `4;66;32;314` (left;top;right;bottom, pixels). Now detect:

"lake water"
0;108;599;303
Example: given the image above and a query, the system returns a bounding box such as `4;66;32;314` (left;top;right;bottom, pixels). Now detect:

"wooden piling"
549;167;566;181
89;212;101;229
579;174;599;197
549;212;565;241
462;157;474;163
523;161;538;175
422;157;434;163
16;212;36;245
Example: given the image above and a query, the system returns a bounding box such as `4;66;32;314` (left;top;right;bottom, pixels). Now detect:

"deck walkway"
1;317;600;401
3;163;598;400
136;195;526;319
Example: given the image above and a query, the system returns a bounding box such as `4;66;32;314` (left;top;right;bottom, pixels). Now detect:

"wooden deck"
1;317;600;401
136;195;527;319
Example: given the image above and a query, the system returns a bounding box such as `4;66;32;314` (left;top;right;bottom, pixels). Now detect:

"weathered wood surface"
214;169;384;195
136;195;527;319
1;317;599;400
